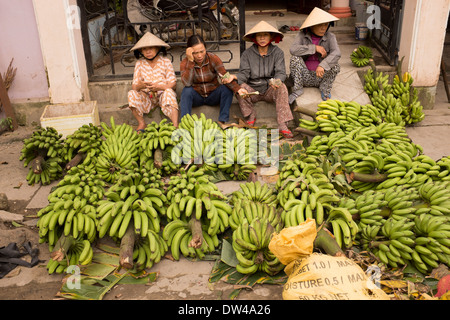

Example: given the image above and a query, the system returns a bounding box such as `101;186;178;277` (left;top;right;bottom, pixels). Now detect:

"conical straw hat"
243;20;284;42
130;32;170;52
300;7;339;30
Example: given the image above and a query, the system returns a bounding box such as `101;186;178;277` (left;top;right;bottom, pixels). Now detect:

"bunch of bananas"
96;122;140;183
323;206;359;249
46;238;94;274
230;181;278;207
62;123;103;167
217;127;258;180
37;164;105;246
350;45;373;67
97;166;167;239
20;127;65;185
298;100;382;134
363;69;391;96
417;181;450;216
138;119;179;174
162;219;220;260
166;165;230;235
132;230;168;271
174;113;223;171
436;156;450;181
229;198;283;231
232;216;284;275
412;214;450;273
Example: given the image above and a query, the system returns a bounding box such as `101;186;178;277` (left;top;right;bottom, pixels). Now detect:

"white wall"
32;0;90;103
0;0;49;102
399;0;450;87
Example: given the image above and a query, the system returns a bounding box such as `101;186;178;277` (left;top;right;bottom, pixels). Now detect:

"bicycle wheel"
100;16;138;54
196;16;220;50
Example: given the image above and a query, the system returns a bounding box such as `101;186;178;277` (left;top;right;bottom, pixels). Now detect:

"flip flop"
279;129;294;139
246;118;256;126
136;129;145;134
321;92;331;101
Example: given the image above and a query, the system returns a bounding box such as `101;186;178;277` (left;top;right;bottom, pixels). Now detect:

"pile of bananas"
165;166;230;234
97;166;167;239
19;127;65;185
96;121;140;183
132;229;168;271
62;123;103;167
138;119;179;174
350;45;373;67
174;113;223;172
298;100;382;134
417;181;450;216
218;127;258;180
46;238;94;274
162;218;220;260
359;214;450;272
229;198;282;232
37;164;105;246
232;216;284;275
364;68;425;125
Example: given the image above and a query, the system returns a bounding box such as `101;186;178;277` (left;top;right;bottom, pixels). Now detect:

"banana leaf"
210;239;287;299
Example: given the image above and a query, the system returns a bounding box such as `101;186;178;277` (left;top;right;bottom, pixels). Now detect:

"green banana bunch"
97;166;167;239
363;69;391;96
231;181;278;207
436;156;450;181
62;123;103;167
351;190;387;229
96;122;140;183
229;198;283;231
37;164;105;246
350;45;373;67
232;216;283;276
324;205;358;249
46;237;94;274
174;113;224;173
217;127;258;180
162;218;220;260
412;214;450;273
165;165;230;236
417;181;450;215
138;119;179;174
371;217;416;268
132;230;168;271
20;127;65;185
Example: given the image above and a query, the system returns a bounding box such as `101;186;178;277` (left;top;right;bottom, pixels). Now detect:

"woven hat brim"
300;7;339;30
130;32;170;52
243;20;284;42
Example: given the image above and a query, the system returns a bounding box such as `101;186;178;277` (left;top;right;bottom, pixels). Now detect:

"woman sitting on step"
235;20;294;139
289;7;342;104
128;32;179;130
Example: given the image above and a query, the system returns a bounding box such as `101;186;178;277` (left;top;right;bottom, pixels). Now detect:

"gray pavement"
0;9;449;301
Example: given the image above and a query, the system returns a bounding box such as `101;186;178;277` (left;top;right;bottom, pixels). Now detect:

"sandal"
136;129;145;134
246;118;256;126
321;92;331;101
279;129;294;139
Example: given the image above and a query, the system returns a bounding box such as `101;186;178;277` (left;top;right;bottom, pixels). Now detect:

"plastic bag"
268;219;317;266
268;219;389;300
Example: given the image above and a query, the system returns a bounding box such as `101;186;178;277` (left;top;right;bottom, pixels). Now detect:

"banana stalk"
188;216;204;249
119;223;135;269
313;228;345;257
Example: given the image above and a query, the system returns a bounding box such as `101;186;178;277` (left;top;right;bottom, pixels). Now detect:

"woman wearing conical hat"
128;32;179;129
288;7;341;103
236;21;295;139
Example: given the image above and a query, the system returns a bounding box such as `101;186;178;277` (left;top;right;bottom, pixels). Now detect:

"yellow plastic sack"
282;253;390;300
268;219;389;300
268;219;317;266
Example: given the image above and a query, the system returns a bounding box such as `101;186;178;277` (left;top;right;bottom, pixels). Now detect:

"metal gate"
370;0;404;66
78;0;245;81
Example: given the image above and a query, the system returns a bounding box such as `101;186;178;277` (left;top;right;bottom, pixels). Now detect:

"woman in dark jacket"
289;7;341;103
236;21;294;139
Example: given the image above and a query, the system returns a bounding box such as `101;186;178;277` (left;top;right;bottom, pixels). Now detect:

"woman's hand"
315;45;328;58
186;47;194;62
238;88;249;97
221;74;237;84
316;66;325;78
